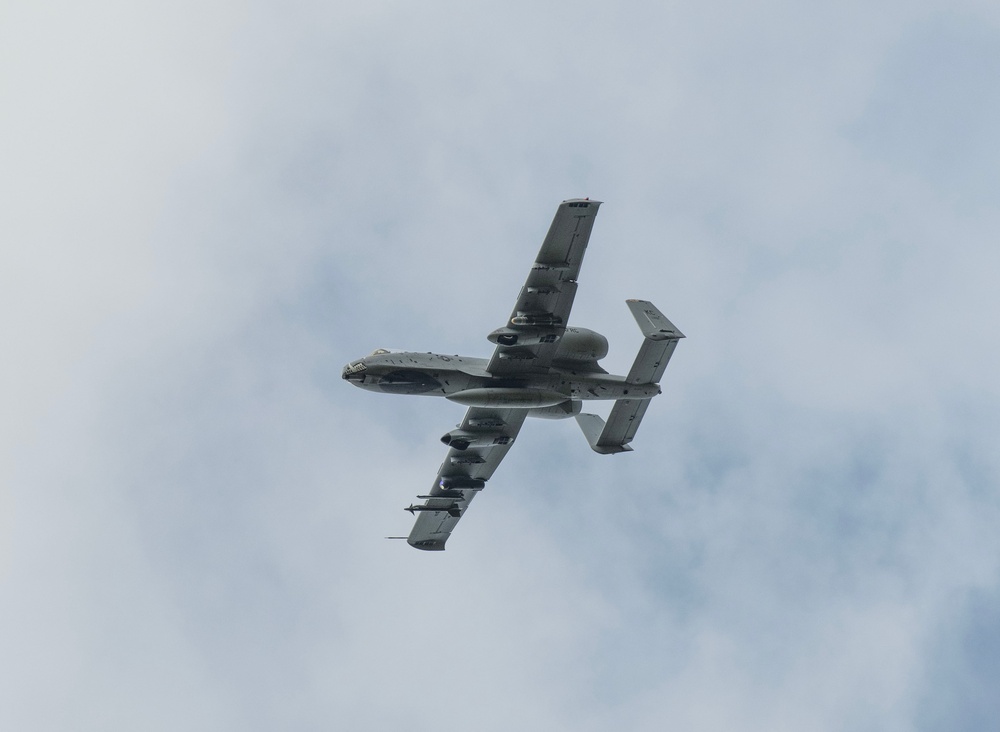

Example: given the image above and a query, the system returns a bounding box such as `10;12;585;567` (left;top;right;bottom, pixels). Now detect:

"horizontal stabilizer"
575;412;634;454
624;299;684;385
626;299;684;341
599;398;651;450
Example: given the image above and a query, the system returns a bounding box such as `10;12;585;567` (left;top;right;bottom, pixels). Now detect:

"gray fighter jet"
343;199;684;550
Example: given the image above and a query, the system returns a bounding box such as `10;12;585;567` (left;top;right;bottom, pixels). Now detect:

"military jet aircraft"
343;199;684;550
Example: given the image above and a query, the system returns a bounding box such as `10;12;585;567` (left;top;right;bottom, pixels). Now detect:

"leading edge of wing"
486;199;602;376
406;407;529;551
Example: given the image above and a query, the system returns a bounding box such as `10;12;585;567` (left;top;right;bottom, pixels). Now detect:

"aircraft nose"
342;359;367;382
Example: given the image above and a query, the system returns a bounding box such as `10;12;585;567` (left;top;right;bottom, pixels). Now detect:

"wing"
406;406;529;551
487;199;602;376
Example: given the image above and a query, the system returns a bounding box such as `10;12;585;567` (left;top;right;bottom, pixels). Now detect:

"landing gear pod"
439;476;486;491
440;429;513;451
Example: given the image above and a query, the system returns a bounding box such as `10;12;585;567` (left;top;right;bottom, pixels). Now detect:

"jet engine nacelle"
486;326;608;362
554;327;608;363
441;429;513;451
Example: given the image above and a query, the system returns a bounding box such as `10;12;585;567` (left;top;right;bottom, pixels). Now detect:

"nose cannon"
342;359;367;382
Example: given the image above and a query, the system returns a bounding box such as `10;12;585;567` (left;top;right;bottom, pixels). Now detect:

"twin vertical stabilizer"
576;299;684;454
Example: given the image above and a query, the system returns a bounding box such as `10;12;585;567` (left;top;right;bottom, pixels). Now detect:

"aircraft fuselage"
341;350;659;409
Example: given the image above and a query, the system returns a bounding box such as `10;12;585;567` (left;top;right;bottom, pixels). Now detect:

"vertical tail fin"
576;300;684;454
575;412;634;454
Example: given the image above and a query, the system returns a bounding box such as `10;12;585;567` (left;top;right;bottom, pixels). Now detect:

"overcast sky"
3;2;1000;730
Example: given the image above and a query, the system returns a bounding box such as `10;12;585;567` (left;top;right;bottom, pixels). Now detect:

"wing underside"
406;407;529;551
487;199;602;376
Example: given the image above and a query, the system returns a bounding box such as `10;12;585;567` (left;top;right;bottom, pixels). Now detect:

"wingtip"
561;197;603;207
408;539;447;551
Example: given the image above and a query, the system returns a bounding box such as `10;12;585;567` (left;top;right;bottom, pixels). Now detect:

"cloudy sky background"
3;1;1000;729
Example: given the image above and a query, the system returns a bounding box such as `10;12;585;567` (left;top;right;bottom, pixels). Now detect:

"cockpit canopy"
368;348;402;357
